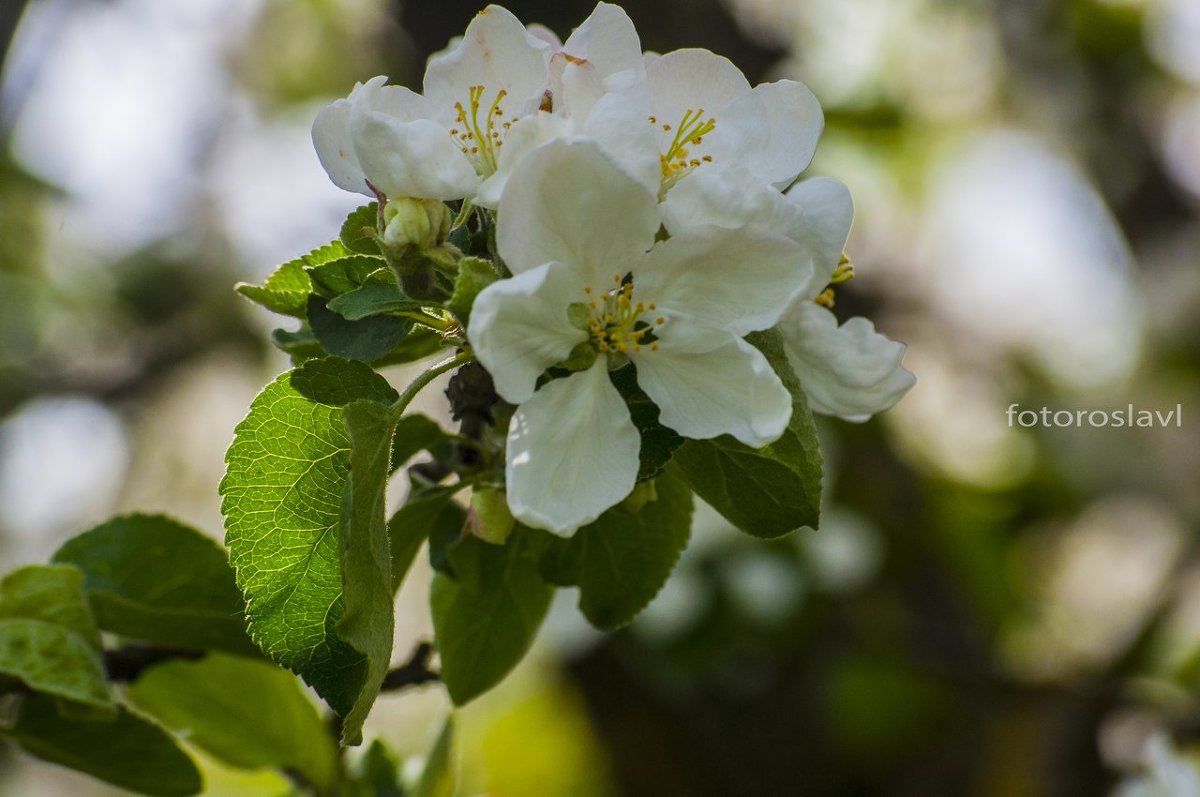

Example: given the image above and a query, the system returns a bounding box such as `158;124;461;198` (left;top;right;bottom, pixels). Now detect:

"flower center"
650;108;716;192
450;85;515;176
581;275;666;355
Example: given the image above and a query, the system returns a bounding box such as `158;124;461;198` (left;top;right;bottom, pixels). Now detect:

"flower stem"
393;309;452;331
392;350;474;416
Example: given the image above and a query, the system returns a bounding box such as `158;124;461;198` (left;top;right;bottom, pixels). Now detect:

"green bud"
469;487;515;545
382;198;451;252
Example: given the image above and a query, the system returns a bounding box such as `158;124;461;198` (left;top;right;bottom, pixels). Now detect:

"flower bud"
382;198;451;252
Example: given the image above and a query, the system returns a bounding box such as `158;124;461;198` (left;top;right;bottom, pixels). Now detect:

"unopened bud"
382;198;451;252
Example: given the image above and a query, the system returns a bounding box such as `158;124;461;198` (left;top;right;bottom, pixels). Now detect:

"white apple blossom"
468;141;812;535
311;5;554;204
662;166;915;421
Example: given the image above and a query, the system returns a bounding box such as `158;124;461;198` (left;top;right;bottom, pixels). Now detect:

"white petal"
468;261;588;404
780;303;915;422
646;49;751;134
312;76;393;196
583;92;661;195
313;97;369;195
706;80;824;187
496;140;659;280
475;111;575;208
506;360;641;536
663;169;853;297
633;326;792;447
424;5;552;117
662;164;803;235
350;109;478;200
636;224;811;336
784;177;853;292
562;2;644;79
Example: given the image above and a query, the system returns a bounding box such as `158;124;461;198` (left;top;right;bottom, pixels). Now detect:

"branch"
381;642;439;691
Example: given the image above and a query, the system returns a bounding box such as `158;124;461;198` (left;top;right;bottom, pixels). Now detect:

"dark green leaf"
431;534;553;705
447;256;498;327
390;414;450;473
306;256;388;298
390;488;466;592
52;514;256;656
411;716;455;797
126;653;336;789
3;694;202;796
235;240;351;318
328;272;422;321
337;399;399;745
308;295;412;363
371;328;449;366
220;357;398;716
341;203;382;256
0;566;112;711
610;365;684;482
673;329;822;538
271;324;325;363
349;738;404;797
542;466;693;629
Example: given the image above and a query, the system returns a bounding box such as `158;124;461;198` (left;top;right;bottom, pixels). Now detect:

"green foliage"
539;466;693;630
328;272;421;320
348;738;405;797
235;240;352;318
431;533;554;705
3;695;202;796
308;296;413;362
221;356;397;718
341;203;383;256
127;653;337;790
390;413;451;473
306;256;387;298
411;716;456;797
337;399;400;745
674;329;822;537
389;488;466;594
610;364;684;482
448;256;498;327
0;566;112;712
52;514;256;656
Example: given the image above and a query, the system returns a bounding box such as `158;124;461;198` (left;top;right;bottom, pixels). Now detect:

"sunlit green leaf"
341;203;382;256
447;256;498;327
220;357;397;716
235;240;351;318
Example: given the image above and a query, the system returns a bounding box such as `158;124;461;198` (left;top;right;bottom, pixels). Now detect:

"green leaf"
540;466;693;630
337;399;399;745
2;694;202;797
431;534;553;705
610;365;684;482
235;240;351;318
673;328;822;538
411;716;455;797
220;356;398;716
0;566;112;711
447;256;498;327
306;256;387;298
371;327;449;366
126;653;336;790
390;413;450;473
308;295;413;363
341;203;382;256
349;738;404;797
271;324;325;363
328;272;422;321
391;488;466;593
52;514;256;656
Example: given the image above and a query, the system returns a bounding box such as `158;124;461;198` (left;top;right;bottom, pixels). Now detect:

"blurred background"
1;0;1198;794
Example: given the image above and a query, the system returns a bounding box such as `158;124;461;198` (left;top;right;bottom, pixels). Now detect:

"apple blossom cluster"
312;2;914;536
